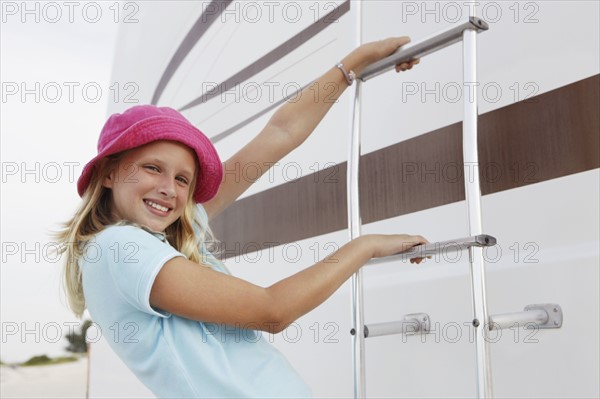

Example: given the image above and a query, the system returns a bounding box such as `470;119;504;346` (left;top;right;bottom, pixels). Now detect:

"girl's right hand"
363;234;429;264
343;37;420;77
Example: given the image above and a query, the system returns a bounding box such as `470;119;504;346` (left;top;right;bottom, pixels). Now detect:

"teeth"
146;200;169;212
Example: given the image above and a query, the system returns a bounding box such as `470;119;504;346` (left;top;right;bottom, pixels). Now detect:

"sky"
1;1;120;363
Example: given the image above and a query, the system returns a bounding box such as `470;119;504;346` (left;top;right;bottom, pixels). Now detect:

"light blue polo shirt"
81;205;312;398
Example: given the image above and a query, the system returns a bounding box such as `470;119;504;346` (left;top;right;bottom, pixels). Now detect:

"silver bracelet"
336;62;356;86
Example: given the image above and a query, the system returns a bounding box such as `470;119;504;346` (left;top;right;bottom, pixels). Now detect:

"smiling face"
103;141;197;232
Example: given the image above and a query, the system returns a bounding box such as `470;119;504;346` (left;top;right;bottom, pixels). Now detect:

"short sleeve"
89;225;184;317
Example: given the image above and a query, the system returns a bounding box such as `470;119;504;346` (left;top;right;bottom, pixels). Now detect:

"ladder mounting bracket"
489;303;563;330
524;303;563;329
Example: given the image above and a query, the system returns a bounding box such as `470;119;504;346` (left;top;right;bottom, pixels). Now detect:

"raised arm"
203;37;418;219
150;233;427;333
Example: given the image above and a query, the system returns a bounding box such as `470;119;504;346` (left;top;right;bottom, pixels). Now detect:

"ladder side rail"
349;2;365;398
463;25;494;398
349;80;366;399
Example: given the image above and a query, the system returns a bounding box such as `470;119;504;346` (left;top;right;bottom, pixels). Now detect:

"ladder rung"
367;234;497;265
359;17;489;82
362;313;430;338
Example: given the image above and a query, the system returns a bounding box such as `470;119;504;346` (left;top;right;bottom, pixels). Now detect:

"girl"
59;37;425;398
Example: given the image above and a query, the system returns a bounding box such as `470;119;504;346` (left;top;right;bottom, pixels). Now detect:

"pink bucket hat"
77;105;223;203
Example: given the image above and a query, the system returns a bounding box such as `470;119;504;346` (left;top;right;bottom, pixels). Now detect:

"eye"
176;176;189;185
144;165;160;172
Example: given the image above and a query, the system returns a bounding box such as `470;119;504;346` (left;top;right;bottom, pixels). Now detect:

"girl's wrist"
339;52;368;79
335;58;363;88
339;45;381;81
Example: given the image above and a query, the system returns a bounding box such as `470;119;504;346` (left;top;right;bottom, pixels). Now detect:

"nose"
158;176;176;198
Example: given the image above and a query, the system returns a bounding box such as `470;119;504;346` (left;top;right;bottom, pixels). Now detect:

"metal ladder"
346;14;563;399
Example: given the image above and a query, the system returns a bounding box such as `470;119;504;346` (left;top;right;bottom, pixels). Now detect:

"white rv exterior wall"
90;1;600;397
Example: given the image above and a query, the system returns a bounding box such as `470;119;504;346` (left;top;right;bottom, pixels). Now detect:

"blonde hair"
56;153;218;318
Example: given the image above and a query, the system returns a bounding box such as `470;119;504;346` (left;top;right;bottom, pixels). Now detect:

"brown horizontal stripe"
211;74;599;256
